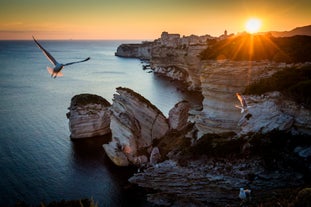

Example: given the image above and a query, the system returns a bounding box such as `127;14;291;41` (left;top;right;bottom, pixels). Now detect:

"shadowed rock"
67;94;111;139
103;87;169;166
168;101;190;131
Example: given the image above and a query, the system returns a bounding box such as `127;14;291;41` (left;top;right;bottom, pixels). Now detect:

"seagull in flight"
33;36;90;78
235;93;250;113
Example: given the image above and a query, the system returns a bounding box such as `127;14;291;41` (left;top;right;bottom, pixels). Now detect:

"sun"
245;18;262;34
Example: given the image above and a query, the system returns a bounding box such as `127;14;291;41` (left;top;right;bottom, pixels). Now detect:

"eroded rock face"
238;92;311;135
103;87;169;166
67;94;111;139
168;101;190;131
116;32;214;90
195;60;290;135
151;44;206;90
149;147;161;166
115;42;152;60
129;158;304;206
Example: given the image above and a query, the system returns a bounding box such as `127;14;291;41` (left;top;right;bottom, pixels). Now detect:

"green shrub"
244;65;311;108
200;34;311;63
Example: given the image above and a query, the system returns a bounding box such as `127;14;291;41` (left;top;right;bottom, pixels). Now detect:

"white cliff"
115;42;153;60
195;60;287;135
238;92;311;135
103;87;170;166
115;32;214;90
115;32;311;138
150;32;212;90
67;94;111;139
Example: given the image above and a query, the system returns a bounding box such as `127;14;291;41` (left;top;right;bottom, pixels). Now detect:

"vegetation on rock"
71;94;111;107
244;64;311;108
200;34;311;63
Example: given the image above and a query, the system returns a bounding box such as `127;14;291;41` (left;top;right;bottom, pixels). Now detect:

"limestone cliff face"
115;33;311;136
102;88;192;166
150;37;209;90
129;155;306;206
195;60;293;135
168;101;190;131
238;92;311;135
115;42;152;60
115;32;214;90
67;94;111;139
103;87;170;166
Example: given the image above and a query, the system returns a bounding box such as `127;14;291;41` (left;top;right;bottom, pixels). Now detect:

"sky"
0;0;310;40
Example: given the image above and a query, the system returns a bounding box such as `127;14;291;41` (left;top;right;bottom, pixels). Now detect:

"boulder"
67;94;111;139
168;101;190;131
149;147;161;165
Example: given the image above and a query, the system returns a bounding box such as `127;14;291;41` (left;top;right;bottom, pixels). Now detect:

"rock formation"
67;88;192;166
129;156;305;206
111;32;311;206
168;101;190;131
115;32;214;90
149;147;161;165
238;92;311;135
115;32;311;137
129;130;310;206
66;31;311;205
67;94;111;139
115;42;153;60
103;87;170;166
195;60;297;136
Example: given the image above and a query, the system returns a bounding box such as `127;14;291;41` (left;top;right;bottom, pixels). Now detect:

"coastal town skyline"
0;0;310;40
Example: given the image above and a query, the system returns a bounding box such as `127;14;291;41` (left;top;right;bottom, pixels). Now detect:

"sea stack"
67;94;111;139
103;87;169;166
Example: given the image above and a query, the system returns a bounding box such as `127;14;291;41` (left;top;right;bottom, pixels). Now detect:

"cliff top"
116;87;166;117
70;93;111;107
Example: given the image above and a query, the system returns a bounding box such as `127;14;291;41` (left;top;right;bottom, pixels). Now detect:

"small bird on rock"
239;187;251;201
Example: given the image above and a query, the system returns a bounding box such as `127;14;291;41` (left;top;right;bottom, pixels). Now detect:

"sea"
0;40;202;206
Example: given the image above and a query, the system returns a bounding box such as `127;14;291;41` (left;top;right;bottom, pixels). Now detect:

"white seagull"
33;36;90;78
239;187;251;201
235;93;250;113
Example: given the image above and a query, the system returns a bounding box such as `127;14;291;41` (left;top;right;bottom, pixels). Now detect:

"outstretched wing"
33;36;58;65
236;93;247;107
63;57;90;66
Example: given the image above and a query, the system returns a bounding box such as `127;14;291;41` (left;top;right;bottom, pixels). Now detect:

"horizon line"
0;38;153;41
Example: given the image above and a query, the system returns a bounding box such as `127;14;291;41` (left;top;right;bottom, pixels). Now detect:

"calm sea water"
0;40;201;206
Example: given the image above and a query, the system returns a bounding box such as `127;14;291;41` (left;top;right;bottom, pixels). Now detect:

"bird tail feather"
235;105;245;113
47;67;63;77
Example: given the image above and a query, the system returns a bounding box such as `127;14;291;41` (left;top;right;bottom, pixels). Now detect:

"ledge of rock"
195;60;296;136
168;101;190;131
67;94;111;139
129;131;310;206
238;92;311;135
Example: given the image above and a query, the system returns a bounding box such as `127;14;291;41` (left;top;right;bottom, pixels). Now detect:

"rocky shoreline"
67;32;311;206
